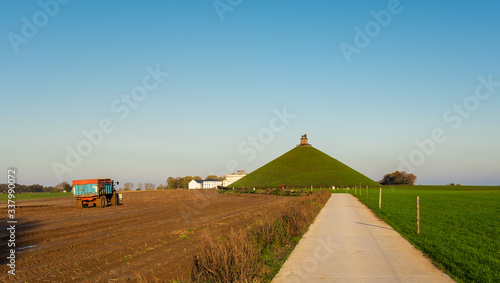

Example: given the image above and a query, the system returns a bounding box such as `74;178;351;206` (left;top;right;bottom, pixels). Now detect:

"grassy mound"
231;146;378;188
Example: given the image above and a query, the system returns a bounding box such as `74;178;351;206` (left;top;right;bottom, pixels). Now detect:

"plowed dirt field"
0;190;296;282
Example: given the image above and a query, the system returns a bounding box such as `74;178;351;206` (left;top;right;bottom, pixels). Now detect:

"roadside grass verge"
0;192;72;202
190;190;331;282
346;186;500;282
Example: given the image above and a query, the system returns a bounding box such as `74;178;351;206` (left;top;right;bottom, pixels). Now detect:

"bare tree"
137;183;143;190
124;182;134;190
144;183;156;190
55;182;69;192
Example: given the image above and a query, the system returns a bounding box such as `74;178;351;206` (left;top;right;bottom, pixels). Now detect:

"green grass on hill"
342;185;500;282
0;192;72;202
232;146;378;188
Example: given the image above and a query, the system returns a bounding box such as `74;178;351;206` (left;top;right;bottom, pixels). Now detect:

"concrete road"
273;194;455;283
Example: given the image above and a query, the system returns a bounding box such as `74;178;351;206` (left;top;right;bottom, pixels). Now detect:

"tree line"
0;171;417;194
0;182;71;194
121;175;224;191
0;175;226;193
121;182;158;191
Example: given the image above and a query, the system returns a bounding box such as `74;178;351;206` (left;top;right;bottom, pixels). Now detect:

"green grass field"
338;186;500;282
0;192;72;202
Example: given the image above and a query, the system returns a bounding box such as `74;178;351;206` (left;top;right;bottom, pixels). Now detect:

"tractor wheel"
96;196;105;208
96;197;102;208
101;196;107;208
76;199;83;208
111;192;117;206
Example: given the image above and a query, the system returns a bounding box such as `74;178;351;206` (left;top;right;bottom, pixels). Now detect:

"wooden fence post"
417;196;420;234
379;188;382;209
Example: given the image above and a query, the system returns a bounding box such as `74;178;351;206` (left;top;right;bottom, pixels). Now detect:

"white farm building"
222;170;247;187
188;179;222;189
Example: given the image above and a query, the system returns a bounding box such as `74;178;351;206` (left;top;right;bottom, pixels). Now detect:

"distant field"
339;185;500;282
0;192;72;201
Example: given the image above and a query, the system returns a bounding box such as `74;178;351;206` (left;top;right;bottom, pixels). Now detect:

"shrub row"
191;190;331;282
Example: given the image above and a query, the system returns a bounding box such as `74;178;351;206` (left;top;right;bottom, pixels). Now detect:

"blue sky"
1;0;499;187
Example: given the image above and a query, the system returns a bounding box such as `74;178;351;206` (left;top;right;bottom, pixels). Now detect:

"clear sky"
1;0;499;187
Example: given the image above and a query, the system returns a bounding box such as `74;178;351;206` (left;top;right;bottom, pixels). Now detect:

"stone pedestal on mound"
297;134;312;147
